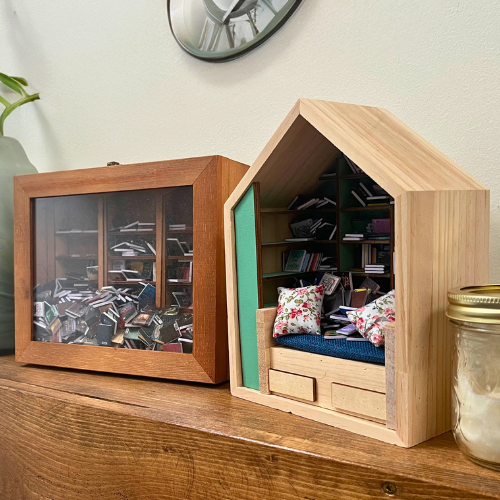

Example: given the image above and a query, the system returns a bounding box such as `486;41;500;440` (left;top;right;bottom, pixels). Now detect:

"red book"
163;343;182;353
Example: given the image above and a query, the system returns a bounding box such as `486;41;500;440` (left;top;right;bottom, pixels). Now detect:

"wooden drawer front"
268;369;316;402
331;383;386;423
270;346;386;393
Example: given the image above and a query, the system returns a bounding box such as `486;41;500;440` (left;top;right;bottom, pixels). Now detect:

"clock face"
167;0;302;62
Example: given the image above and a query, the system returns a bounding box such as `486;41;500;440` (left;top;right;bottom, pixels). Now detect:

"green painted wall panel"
234;186;260;390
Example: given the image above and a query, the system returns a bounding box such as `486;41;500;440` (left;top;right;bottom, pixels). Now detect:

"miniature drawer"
331;383;386;423
270;346;386;393
268;369;316;402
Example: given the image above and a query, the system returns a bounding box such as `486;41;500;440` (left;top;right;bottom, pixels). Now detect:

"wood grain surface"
1;356;500;500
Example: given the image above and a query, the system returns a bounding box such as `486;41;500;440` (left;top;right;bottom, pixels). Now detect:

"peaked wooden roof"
237;99;486;209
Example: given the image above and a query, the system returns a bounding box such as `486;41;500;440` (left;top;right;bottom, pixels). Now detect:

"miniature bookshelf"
35;188;194;312
15;156;248;383
256;156;395;309
225;99;489;447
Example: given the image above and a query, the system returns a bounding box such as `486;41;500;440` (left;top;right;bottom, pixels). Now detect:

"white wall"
2;0;500;278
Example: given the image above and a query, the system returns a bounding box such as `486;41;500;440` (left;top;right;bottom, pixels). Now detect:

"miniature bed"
273;332;385;364
255;306;392;426
224;99;489;447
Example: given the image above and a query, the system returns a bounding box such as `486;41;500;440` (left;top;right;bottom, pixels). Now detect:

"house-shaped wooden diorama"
224;99;490;447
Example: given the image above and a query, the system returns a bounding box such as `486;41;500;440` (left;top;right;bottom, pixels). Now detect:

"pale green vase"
0;137;38;353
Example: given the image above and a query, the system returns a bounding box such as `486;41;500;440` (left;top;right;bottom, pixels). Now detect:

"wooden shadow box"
224;99;490;446
14;156;248;383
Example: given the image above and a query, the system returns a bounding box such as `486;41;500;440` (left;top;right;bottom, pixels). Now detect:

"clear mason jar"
447;285;500;471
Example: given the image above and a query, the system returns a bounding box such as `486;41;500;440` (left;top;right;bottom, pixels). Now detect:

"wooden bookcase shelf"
108;255;156;260
262;240;336;247
260;208;337;214
341;240;390;245
262;270;322;279
225;99;489;448
340;173;369;179
166;228;193;234
340;205;391;212
107;231;156;236
15;156;248;383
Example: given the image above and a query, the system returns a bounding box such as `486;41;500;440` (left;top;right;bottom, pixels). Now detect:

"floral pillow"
346;290;395;347
273;285;325;338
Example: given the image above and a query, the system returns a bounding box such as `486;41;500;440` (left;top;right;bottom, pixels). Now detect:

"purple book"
336;323;357;335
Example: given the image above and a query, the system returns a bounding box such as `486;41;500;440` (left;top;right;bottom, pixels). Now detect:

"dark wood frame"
14;156;248;383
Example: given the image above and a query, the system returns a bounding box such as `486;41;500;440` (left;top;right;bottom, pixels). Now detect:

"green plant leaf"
0;73;27;95
0;93;40;135
11;76;28;86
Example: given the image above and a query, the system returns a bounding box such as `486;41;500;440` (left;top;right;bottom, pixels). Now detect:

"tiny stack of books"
342;233;390;243
287;195;336;211
350;180;392;208
168;224;188;230
282;250;337;273
364;264;388;274
342;233;366;242
110;240;156;257
287;219;337;241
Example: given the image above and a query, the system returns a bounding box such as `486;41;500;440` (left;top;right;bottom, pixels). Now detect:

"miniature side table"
0;355;499;500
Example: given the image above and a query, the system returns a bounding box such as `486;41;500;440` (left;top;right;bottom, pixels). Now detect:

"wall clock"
167;0;302;62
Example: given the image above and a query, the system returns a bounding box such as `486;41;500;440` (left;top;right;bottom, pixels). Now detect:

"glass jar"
447;285;500;471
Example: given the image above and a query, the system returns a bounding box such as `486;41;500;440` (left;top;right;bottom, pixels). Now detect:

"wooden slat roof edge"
298;98;487;194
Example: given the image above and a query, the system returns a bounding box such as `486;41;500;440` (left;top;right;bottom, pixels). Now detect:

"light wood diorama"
15;156;248;383
224;99;489;447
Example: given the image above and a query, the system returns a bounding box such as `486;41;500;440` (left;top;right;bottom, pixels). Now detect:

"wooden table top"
1;355;499;499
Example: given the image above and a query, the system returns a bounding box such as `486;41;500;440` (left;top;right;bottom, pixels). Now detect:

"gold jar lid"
447;285;500;324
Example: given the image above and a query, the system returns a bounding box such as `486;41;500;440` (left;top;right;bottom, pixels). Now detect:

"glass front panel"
32;187;194;354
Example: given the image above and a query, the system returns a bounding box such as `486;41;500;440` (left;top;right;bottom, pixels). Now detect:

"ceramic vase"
0;137;37;352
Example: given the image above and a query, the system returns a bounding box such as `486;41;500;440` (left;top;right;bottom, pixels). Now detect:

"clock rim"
166;0;303;63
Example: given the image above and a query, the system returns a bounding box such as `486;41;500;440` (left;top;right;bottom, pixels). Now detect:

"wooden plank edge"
231;386;404;447
224;204;244;391
16;342;214;384
15;156;217;198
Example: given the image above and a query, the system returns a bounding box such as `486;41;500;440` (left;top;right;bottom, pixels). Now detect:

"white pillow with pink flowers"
273;285;325;337
346;290;395;347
